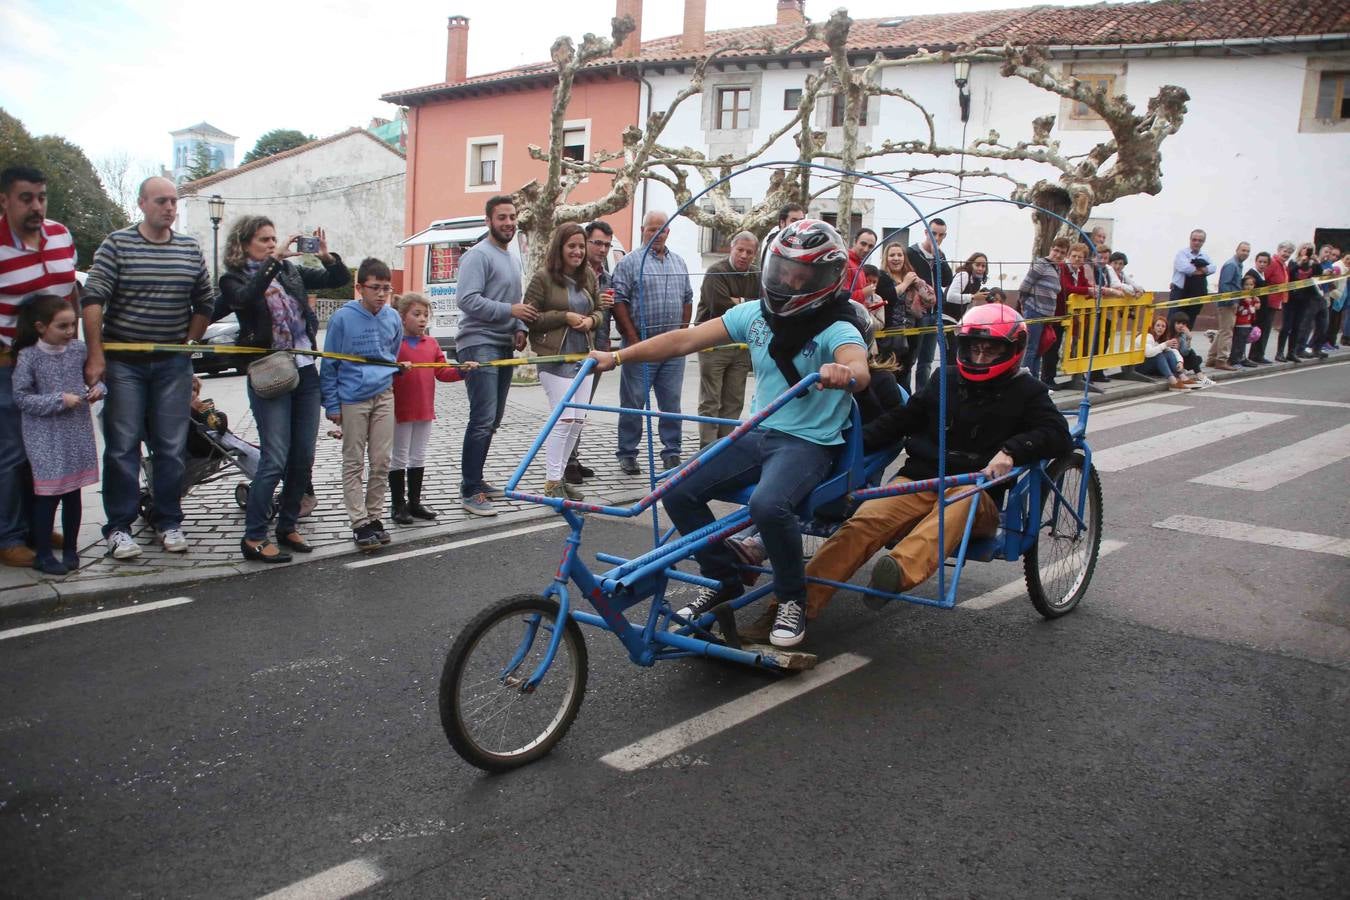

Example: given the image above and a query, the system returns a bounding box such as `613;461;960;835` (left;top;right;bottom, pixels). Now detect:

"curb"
0;492;651;625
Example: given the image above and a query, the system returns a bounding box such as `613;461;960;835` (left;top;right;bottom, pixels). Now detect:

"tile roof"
382;0;1350;105
179;128;405;195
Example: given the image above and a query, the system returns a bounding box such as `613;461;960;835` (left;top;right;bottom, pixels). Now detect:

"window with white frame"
1298;59;1350;133
829;92;869;127
562;124;588;161
465;136;502;191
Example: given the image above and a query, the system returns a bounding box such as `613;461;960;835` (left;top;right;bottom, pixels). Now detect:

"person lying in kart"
744;303;1072;644
589;219;870;649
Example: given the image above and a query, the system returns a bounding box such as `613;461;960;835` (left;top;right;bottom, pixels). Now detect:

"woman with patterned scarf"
218;216;349;563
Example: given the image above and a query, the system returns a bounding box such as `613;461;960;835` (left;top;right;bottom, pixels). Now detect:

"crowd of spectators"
2;164;1346;577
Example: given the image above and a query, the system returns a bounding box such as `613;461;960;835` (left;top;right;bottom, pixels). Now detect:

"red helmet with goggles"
762;219;848;318
955;304;1027;382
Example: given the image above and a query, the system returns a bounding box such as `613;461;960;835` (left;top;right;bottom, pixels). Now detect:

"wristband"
612;350;622;366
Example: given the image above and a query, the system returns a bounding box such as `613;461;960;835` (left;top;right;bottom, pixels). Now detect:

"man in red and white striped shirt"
0;165;80;567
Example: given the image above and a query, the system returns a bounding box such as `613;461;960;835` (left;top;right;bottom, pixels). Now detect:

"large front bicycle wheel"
1023;454;1102;619
439;594;588;772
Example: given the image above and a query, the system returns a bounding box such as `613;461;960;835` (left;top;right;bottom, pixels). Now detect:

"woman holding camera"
218;218;348;562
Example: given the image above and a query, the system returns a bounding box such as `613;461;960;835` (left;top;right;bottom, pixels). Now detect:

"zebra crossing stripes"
1153;516;1350;558
1091;412;1294;473
1083;402;1191;435
1190;423;1350;491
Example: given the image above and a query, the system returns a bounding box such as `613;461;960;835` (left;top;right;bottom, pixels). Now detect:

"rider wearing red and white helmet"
789;302;1071;634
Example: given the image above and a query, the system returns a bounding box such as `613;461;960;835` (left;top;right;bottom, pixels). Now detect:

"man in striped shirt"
0;166;80;567
81;176;214;560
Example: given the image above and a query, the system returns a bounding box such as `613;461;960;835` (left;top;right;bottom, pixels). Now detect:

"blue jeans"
913;313;939;392
102;355;193;534
662;429;834;605
1022;322;1047;379
0;364;29;548
617;355;686;460
245;364;321;541
459;342;514;497
1140;352;1181;378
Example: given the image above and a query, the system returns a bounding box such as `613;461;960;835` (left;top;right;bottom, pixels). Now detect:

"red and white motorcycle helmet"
762;219;848;317
955;303;1028;382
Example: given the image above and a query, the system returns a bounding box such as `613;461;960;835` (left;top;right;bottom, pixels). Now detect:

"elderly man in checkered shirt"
610;211;693;475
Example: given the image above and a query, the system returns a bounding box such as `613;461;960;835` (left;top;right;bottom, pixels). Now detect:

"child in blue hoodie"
320;258;408;550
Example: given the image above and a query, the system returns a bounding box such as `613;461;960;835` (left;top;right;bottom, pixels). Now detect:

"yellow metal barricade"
1059;292;1154;375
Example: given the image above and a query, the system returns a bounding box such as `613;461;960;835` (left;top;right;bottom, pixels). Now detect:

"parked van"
399;217;625;352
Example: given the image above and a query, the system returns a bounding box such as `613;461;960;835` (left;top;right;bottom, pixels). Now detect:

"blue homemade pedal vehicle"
438;168;1105;772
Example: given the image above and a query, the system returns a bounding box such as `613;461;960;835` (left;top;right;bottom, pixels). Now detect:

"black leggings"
32;490;81;563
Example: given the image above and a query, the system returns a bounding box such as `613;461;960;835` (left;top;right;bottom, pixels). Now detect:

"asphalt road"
2;361;1347;898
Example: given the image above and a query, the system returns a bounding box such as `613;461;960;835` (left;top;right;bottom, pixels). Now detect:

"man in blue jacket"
320;257;407;550
1209;241;1249;371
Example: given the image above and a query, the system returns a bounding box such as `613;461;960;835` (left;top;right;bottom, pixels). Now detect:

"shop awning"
398;223;486;248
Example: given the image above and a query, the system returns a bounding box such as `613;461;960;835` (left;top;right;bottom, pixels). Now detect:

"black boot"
407;467;438;520
388;469;414;524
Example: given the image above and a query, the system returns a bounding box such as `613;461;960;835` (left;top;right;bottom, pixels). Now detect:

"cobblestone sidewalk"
1;386;695;609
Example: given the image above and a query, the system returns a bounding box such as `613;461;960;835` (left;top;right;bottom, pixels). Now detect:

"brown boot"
1;545;37;567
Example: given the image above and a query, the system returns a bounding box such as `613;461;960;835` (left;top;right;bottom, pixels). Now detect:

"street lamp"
953;59;972;123
208;194;225;283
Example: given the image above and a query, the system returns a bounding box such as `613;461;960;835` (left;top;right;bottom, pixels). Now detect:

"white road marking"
1091;411;1293;473
1153;515;1350;558
1083;403;1190;434
599;652;871;772
0;597;193;640
1209;359;1350;385
257;858;383;900
1187;392;1350;410
344;521;565;569
1190;424;1350;491
960;540;1127;610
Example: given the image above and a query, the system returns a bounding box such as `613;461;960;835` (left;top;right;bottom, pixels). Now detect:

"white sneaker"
769;599;807;648
158;528;189;553
105;530;142;560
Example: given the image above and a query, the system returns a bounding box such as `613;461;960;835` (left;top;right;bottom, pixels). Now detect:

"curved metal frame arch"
626;160;1103;604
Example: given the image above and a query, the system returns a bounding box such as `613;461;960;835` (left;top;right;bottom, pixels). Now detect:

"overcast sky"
3;0;1068;173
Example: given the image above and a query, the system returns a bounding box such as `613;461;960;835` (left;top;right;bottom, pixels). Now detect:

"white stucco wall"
642;49;1350;293
176;133;406;281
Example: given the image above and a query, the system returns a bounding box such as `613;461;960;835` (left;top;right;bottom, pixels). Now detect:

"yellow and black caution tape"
5;274;1341;367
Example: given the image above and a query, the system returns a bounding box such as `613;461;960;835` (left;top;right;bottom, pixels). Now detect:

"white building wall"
645;50;1349;294
177;133;406;282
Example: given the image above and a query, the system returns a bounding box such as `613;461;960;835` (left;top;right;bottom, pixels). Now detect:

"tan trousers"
340;389;395;530
697;346;752;448
1206;305;1237;366
805;477;1000;618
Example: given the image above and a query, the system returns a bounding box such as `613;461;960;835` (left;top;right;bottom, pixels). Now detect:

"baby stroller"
137;401;263;523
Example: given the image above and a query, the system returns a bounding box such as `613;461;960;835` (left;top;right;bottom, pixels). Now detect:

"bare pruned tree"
512;8;1189;264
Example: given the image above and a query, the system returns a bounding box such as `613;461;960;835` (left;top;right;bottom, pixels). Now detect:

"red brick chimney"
776;0;805;26
682;0;706;53
446;15;469;83
615;0;643;59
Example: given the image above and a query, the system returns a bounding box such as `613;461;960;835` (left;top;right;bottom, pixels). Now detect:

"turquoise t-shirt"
721;302;865;446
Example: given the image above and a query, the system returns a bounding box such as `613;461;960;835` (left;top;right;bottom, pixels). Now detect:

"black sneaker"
661;454;682;470
563;463;585;485
370;520;392;545
353;524;381;551
769;599;806;648
674;582;743;621
618;457;641;476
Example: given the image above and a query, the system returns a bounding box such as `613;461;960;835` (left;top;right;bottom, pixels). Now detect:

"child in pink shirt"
390;293;476;524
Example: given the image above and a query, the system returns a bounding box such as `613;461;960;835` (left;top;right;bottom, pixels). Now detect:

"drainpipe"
637;66;654;250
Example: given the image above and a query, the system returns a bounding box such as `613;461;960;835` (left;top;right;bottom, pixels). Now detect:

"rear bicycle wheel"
1023;454;1102;619
439;594;588;772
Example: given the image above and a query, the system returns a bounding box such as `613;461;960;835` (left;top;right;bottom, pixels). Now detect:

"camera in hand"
297;236;321;253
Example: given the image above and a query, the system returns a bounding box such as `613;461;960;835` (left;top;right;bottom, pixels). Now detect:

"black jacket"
217;254;349;350
857;367;904;425
862;368;1071;499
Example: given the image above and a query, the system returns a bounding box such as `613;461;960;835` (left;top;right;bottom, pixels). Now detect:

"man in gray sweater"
455;195;533;516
